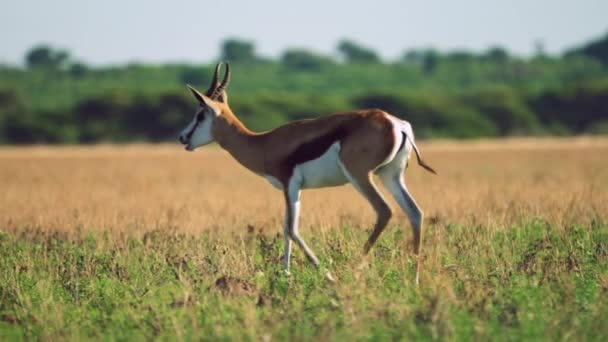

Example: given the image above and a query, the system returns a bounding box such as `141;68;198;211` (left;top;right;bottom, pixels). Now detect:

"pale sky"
1;0;607;66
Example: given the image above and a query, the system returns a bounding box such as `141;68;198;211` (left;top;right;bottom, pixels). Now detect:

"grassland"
0;138;607;340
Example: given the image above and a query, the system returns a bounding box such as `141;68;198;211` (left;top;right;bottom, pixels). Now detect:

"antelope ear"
187;84;208;104
187;85;221;114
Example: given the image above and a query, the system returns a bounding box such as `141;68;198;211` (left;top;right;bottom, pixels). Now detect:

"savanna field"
0;138;607;340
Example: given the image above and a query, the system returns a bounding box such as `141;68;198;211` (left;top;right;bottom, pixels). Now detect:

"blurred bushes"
2;34;608;143
281;49;334;72
68;92;194;143
461;86;539;135
2;76;607;143
529;80;608;134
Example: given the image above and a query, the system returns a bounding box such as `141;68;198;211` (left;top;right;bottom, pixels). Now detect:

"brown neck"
212;108;265;174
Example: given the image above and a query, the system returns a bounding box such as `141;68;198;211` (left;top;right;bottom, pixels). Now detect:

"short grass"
1;138;607;340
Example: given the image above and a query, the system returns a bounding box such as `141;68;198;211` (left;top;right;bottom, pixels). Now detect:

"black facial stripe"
186;109;206;140
196;111;205;122
185;124;197;140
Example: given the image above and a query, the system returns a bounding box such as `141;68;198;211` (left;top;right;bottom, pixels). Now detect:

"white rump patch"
373;113;406;171
375;115;414;175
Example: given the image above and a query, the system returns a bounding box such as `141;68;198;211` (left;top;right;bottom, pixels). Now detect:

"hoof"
325;271;337;283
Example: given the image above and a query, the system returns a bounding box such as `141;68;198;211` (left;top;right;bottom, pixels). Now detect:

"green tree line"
1;34;608;143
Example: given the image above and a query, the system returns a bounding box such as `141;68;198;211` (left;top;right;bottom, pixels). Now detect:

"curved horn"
205;63;222;96
212;62;231;99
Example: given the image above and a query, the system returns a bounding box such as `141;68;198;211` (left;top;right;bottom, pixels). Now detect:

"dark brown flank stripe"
283;127;346;177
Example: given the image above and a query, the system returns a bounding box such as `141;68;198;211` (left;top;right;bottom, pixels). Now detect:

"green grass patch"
0;220;607;340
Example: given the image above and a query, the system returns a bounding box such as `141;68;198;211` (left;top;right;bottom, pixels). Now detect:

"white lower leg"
380;174;424;283
290;232;320;267
283;226;292;274
285;185;321;270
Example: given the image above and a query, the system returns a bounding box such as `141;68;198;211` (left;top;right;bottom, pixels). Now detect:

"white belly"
293;142;348;189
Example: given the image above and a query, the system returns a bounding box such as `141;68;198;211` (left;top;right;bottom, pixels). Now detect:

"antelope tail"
404;133;437;175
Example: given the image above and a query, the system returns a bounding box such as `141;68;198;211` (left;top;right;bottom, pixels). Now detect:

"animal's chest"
263;142;349;190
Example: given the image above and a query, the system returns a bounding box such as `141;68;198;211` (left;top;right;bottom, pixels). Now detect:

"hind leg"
338;161;392;255
338;124;398;254
378;166;424;284
378;171;423;255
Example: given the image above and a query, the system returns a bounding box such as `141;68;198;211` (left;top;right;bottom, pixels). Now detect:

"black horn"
205;63;222;97
212;62;231;100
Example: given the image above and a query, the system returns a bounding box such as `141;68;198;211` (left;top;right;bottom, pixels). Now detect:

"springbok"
179;62;436;282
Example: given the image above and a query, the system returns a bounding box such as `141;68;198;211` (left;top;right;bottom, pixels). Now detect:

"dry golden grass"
1;137;606;237
1;138;607;340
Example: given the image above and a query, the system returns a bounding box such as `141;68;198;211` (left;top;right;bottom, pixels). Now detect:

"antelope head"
179;62;231;151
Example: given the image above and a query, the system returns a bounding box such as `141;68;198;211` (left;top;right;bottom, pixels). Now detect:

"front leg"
282;179;337;282
282;206;292;274
283;185;320;268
